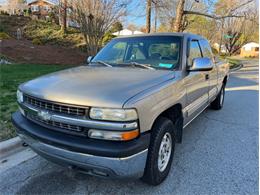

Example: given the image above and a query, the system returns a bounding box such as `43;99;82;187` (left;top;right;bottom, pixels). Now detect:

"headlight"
89;108;138;121
88;129;139;141
17;90;23;103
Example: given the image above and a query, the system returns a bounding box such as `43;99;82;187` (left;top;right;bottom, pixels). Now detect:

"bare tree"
72;0;126;56
157;0;254;32
7;0;27;15
223;8;258;55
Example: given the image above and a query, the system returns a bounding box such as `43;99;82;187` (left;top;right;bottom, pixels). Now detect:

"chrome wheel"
158;132;172;172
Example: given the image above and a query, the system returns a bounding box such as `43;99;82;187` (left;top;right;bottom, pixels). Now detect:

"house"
240;42;259;57
112;29;144;36
28;0;56;19
213;43;228;54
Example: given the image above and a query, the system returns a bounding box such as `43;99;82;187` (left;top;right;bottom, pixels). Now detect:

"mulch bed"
1;39;86;65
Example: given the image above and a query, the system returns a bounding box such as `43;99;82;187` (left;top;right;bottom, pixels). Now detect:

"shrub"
102;32;116;45
211;47;218;55
32;38;43;45
0;32;11;40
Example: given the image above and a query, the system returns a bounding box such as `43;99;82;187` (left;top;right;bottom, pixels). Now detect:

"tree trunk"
146;0;152;33
154;2;157;32
218;19;224;54
60;0;67;34
173;0;185;32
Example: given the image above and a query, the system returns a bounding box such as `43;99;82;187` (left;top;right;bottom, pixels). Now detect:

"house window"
31;5;39;12
43;5;49;11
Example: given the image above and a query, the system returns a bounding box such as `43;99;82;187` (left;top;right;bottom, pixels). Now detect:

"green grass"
220;56;242;69
0;64;75;141
226;58;241;69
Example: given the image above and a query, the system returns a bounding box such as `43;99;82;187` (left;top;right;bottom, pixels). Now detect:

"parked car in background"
12;33;229;185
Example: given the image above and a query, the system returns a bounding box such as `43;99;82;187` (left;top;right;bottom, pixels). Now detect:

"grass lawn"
226;58;242;69
0;64;75;141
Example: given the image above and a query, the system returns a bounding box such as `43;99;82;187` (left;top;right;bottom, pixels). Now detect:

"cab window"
200;39;213;59
188;40;202;66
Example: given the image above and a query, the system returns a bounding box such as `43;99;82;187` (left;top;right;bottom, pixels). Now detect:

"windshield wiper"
91;61;113;67
124;62;155;70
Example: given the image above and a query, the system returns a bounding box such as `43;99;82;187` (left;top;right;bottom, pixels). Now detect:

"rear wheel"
141;117;175;186
211;85;225;110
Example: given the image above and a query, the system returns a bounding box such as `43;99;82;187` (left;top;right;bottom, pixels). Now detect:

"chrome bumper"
18;132;148;178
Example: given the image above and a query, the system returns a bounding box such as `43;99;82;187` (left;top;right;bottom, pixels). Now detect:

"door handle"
205;74;209;80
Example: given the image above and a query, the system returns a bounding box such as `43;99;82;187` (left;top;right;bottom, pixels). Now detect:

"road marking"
226;85;259;91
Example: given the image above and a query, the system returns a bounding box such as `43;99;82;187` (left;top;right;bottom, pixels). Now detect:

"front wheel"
141;117;175;186
211;85;225;110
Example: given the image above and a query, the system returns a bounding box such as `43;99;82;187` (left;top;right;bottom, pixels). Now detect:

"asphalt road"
1;60;258;195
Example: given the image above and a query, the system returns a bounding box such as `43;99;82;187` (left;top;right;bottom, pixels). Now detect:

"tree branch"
183;10;246;20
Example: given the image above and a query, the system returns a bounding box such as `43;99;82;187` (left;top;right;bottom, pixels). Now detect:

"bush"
32;38;43;45
102;32;116;45
23;20;84;47
0;32;11;40
211;47;218;55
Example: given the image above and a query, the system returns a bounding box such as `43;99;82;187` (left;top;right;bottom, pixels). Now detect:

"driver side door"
183;40;210;125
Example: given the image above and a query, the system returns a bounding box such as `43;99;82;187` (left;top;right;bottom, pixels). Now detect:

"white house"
213;43;228;53
240;42;259;57
112;29;144;36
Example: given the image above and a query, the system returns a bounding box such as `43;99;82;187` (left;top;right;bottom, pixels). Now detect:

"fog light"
88;129;139;141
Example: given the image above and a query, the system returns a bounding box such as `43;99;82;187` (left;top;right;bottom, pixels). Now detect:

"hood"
20;66;174;108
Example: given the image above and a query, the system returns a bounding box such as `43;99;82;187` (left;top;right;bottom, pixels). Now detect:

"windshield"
92;36;182;70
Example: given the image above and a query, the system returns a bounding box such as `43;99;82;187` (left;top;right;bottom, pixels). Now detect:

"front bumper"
12;111;150;178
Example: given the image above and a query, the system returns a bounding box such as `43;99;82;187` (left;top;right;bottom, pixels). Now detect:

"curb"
0;137;23;159
229;64;243;72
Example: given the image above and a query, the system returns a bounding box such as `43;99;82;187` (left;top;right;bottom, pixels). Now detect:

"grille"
28;113;83;132
24;95;87;117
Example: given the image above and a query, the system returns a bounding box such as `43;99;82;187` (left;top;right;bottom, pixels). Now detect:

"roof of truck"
114;32;205;40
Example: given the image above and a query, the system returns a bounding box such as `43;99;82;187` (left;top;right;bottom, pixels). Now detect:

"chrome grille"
24;95;87;116
27;113;83;132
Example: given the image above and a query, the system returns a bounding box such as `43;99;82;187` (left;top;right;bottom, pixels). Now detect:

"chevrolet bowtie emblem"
38;110;51;121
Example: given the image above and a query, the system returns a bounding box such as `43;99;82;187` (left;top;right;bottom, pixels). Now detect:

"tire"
141;117;175;186
211;85;225;110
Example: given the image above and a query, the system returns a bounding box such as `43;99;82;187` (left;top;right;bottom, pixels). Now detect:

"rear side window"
188;40;202;66
200;39;213;59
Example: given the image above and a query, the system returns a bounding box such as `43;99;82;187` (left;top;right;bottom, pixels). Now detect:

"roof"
242;42;259;48
114;32;205;40
28;0;57;5
112;29;144;36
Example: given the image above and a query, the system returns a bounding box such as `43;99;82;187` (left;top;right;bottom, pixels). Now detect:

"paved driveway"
0;60;258;195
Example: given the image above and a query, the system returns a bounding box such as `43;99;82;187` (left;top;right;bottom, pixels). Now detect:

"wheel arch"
151;103;184;143
223;75;228;86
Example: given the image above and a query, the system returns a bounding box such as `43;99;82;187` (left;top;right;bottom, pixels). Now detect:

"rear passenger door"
184;40;210;124
199;39;218;101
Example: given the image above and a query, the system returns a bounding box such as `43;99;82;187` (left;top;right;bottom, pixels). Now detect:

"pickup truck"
12;33;229;185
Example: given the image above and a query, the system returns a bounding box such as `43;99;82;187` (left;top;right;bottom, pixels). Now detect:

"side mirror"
86;56;94;64
188;57;213;71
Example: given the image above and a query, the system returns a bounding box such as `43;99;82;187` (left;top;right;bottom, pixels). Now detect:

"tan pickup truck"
12;33;229;185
